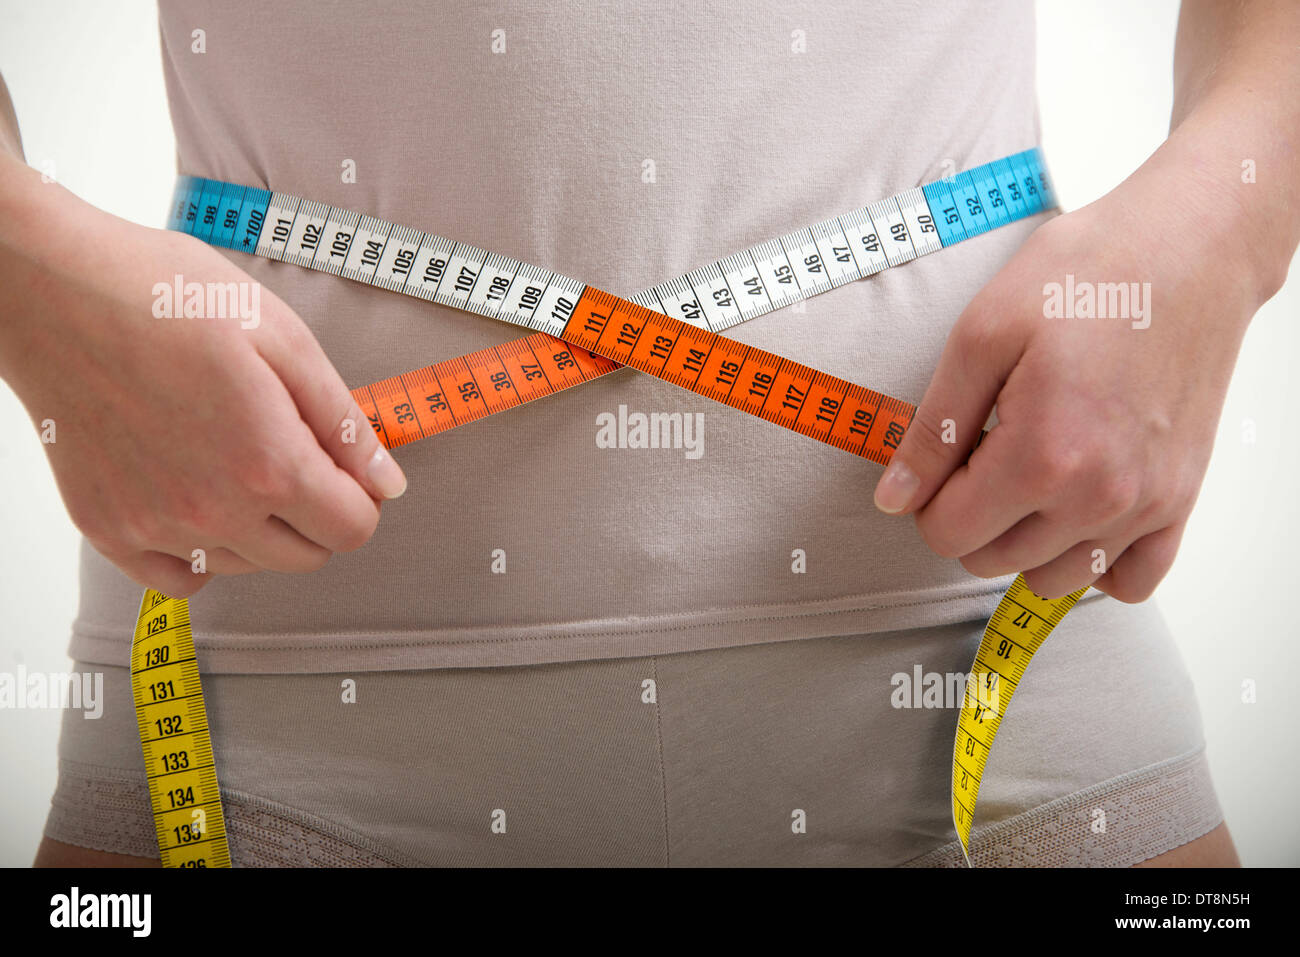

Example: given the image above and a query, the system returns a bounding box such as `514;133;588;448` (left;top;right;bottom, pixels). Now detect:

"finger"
873;306;1024;516
227;515;333;574
151;545;261;576
106;547;213;599
1019;537;1127;599
1092;523;1185;603
911;423;1038;559
274;441;381;553
256;316;407;501
199;547;261;575
958;510;1106;579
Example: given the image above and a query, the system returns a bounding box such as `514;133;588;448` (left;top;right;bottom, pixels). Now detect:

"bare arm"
0;72;23;159
1166;0;1300;301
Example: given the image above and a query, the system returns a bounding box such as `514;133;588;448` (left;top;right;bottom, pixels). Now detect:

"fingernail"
368;447;407;499
874;460;919;514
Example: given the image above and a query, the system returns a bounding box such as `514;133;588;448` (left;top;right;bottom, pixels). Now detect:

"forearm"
0;68;48;350
0;72;22;161
1120;0;1300;310
0;70;48;386
0;67;116;323
0;136;106;394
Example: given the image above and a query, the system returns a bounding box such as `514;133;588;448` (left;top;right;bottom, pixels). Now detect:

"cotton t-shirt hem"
66;576;1110;674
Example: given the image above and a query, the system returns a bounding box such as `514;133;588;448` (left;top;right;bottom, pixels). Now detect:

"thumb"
873;308;1022;516
258;309;408;501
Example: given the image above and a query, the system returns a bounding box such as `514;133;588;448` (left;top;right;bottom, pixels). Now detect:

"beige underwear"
45;593;1222;866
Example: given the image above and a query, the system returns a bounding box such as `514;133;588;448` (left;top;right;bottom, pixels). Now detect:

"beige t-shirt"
69;0;1048;672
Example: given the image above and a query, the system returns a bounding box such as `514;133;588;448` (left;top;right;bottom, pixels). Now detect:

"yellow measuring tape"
952;577;1088;863
130;589;231;867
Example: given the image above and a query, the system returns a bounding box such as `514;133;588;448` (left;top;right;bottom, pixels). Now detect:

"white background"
0;1;1296;866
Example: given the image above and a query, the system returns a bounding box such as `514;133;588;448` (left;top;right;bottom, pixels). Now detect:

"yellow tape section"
951;574;1088;863
130;589;231;868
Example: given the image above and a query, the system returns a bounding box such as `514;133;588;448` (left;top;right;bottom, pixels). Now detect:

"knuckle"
118;507;164;550
334;402;369;448
1087;471;1142;522
238;448;298;507
335;510;380;553
1168;473;1201;518
916;515;964;559
170;490;224;540
1025;439;1086;498
959;553;1002;579
898;410;958;480
950;308;1003;360
907;409;952;458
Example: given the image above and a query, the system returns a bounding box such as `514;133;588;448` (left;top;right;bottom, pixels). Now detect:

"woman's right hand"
0;156;407;597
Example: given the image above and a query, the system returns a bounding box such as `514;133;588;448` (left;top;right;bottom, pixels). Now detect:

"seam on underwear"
649;654;671;867
45;758;424;868
70;581;1108;654
899;746;1222;868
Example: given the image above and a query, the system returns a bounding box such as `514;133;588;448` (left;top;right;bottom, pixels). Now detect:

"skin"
9;1;1296;866
0;108;408;599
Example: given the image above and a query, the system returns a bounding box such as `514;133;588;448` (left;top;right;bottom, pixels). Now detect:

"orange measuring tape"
352;291;917;462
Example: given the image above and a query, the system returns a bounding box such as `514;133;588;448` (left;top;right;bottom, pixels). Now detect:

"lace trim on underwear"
45;747;1222;867
904;746;1223;867
43;759;418;867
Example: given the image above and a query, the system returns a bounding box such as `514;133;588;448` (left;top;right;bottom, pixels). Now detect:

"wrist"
0;153;105;392
1120;94;1297;313
0;150;91;259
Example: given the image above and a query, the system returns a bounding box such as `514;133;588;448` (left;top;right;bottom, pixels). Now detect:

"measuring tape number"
130;589;231;867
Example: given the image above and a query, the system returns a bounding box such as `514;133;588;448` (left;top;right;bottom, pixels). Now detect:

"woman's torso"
71;0;1044;671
